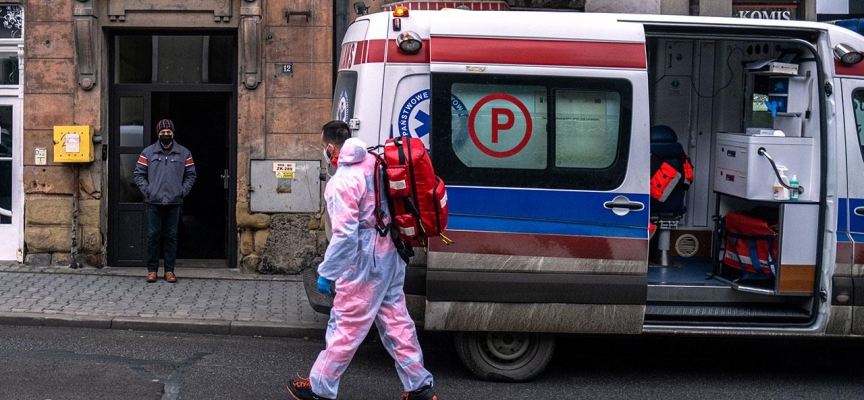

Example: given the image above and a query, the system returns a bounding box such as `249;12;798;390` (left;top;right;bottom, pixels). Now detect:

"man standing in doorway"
133;119;197;283
286;121;437;400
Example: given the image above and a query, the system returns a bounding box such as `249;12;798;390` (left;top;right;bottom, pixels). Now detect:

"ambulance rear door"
839;63;864;333
424;12;651;335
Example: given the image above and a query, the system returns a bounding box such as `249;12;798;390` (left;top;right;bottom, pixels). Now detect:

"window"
451;83;547;169
332;71;358;123
431;73;632;191
853;89;864;162
555;90;621;169
114;35;235;84
0;6;22;39
0;105;12;224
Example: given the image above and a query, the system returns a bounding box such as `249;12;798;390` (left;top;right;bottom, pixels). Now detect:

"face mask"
322;145;338;169
159;135;173;145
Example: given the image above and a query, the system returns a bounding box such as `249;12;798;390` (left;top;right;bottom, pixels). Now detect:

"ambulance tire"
454;331;555;382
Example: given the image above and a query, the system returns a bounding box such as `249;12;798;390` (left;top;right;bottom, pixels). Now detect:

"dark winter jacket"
133;142;197;205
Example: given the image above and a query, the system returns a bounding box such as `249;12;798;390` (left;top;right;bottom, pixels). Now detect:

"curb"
0;312;326;339
0;264;306;282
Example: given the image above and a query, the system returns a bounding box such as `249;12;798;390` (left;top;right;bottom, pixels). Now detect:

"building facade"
15;0;336;272
4;0;825;271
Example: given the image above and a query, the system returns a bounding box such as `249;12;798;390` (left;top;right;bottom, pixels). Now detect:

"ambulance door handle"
855;207;864;217
604;196;644;216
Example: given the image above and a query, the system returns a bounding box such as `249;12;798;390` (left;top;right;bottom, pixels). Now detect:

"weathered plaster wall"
23;0;104;267
22;0;333;272
240;0;332;273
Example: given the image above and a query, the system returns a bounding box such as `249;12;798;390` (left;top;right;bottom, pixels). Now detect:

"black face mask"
159;135;173;145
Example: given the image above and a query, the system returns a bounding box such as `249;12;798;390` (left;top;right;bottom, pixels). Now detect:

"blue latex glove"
317;276;333;295
765;100;779;118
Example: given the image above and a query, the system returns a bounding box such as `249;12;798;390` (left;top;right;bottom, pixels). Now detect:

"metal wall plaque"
277;63;293;77
250;160;320;212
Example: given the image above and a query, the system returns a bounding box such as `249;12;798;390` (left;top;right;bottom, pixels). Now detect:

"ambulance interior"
644;31;823;325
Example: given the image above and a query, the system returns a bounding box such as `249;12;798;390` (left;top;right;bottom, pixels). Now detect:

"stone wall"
23;0;104;267
20;0;333;271
234;0;332;273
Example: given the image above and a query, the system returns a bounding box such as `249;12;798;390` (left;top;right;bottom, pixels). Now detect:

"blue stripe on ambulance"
839;198;848;235
849;198;864;234
446;186;649;239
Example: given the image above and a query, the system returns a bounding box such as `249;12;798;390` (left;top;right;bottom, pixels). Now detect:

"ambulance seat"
650;125;688;267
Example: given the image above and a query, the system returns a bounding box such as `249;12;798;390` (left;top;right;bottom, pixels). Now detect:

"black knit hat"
156;119;175;133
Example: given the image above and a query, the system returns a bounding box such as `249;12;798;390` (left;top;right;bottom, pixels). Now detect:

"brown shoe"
146;272;158;283
165;271;177;283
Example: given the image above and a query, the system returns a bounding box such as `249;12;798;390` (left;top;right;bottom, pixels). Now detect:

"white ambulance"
308;7;864;381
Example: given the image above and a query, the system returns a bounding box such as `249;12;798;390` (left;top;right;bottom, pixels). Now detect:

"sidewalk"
0;263;328;338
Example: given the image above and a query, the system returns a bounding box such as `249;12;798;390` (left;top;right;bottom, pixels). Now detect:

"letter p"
491;108;514;143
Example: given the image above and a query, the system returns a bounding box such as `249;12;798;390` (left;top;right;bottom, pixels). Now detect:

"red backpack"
368;136;452;252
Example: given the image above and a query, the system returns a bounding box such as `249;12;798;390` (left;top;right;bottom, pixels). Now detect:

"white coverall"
310;137;434;399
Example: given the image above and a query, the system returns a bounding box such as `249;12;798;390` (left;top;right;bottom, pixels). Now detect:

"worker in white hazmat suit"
287;121;437;400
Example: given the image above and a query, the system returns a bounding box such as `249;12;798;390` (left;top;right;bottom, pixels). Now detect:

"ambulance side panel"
422;12;650;334
334;16;390;141
834;26;864;335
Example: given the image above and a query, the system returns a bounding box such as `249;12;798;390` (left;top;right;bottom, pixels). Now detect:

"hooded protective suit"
310;137;433;399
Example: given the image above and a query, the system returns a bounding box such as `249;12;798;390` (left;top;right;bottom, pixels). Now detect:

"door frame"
107;29;238;268
107;85;237;267
0;93;22;261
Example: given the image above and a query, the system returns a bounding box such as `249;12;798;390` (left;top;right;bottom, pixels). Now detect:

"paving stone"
0;270;328;334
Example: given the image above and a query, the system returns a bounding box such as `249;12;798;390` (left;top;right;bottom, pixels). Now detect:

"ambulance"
306;6;864;382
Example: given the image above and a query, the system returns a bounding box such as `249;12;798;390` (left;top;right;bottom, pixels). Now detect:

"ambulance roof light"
834;43;864;65
394;6;409;17
397;31;422;54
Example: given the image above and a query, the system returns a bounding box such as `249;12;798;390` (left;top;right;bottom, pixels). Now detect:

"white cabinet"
714;133;814;202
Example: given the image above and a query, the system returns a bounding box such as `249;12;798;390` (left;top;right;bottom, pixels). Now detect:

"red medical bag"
722;211;778;279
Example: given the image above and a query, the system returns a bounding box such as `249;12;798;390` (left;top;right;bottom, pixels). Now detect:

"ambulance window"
430;73;632;191
450;83;547;169
555;90;620;169
332;71;357;123
853;90;864;160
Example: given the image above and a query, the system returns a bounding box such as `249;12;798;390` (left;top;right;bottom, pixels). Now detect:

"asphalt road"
1;324;863;399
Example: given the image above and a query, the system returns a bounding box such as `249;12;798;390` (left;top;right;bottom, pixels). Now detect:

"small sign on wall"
277;63;294;77
35;148;46;165
273;162;295;178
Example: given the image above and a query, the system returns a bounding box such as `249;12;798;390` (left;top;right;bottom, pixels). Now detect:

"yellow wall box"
53;125;94;163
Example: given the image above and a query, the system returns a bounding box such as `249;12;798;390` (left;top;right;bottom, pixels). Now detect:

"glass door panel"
109;93;150;266
0;99;21;260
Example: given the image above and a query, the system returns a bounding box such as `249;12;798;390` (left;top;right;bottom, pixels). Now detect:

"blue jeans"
146;203;181;273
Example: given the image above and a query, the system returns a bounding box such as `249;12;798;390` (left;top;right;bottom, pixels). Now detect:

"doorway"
108;91;236;267
107;32;237;268
153;92;229;261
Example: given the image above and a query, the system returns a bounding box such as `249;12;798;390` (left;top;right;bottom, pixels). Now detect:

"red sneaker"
286;374;333;400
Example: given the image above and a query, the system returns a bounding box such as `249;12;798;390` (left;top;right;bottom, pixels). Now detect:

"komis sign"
734;4;797;20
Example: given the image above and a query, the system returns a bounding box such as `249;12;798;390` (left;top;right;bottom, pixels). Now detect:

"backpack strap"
394;136;427;243
369;144;416;262
367;147;389;237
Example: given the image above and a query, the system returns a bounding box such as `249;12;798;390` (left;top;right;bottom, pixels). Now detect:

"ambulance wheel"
454;331;555;382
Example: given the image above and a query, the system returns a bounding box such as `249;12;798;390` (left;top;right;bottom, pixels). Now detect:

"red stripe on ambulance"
366;39;386;63
836;241;852;265
348;39;430;65
834;57;864;77
430;230;647;260
382;1;510;11
856;242;864;265
430;37;647;69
